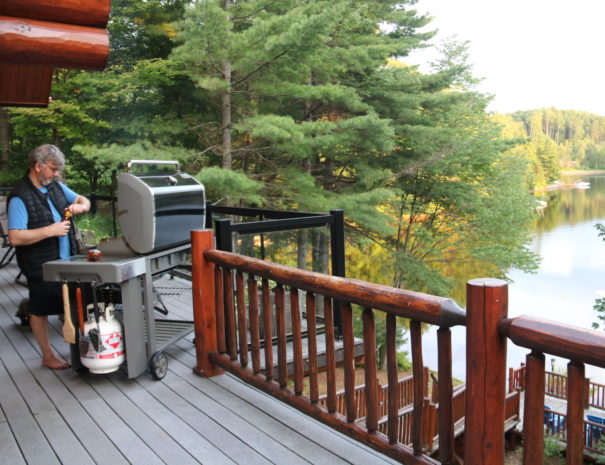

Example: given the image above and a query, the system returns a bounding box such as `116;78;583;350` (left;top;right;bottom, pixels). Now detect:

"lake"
412;174;605;383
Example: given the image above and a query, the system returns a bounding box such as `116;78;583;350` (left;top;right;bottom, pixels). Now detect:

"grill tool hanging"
76;282;88;356
89;281;105;353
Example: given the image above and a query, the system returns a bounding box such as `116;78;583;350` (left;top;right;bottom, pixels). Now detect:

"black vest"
8;176;77;280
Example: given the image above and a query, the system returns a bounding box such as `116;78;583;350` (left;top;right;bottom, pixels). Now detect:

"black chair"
0;195;16;268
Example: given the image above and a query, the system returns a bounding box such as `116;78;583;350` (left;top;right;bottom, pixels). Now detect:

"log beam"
0;16;109;70
0;0;111;28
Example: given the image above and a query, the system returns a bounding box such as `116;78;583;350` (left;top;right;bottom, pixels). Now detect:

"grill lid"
117;160;205;254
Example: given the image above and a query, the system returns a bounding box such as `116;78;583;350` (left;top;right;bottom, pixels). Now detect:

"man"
8;144;90;370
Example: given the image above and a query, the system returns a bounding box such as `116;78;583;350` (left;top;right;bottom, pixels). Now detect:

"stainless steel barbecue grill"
44;160;205;379
118;160;206;254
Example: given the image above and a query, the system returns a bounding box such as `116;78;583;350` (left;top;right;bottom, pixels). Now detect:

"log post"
191;229;223;377
465;278;508;465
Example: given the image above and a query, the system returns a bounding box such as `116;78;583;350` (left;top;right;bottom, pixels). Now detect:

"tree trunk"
221;0;232;171
312;230;329;274
297;229;308;269
296;156;312;269
0;107;10;171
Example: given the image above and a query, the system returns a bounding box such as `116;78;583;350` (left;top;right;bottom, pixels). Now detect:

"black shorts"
28;279;63;316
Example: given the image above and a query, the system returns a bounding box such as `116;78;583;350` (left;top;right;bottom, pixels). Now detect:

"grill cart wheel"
149;351;168;380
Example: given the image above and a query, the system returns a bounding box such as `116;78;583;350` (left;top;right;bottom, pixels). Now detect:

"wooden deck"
0;260;398;464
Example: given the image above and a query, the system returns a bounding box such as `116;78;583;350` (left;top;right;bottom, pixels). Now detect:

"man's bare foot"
42;357;71;370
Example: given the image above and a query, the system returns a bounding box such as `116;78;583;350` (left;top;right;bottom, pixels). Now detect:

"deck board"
0;360;59;464
0;421;26;465
0;260;399;464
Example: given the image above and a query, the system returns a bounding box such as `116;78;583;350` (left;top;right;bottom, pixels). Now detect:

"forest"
2;0;590;300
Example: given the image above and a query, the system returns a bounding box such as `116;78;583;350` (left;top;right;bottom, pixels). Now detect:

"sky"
406;0;605;115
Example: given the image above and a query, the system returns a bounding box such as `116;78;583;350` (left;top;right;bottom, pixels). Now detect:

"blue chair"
586;414;605;444
587;414;605;425
544;406;565;434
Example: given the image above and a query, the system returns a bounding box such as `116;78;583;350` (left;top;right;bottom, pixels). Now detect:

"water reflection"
415;174;605;382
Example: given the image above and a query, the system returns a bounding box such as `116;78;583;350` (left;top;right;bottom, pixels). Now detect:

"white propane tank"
81;303;125;374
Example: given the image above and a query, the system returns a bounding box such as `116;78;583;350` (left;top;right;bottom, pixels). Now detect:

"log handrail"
204;248;466;327
499;315;605;368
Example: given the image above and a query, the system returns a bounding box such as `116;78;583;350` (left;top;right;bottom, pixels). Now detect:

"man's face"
37;162;61;186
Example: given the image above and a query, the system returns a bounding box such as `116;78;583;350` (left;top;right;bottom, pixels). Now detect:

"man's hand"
68;203;88;215
50;220;71;237
68;195;91;215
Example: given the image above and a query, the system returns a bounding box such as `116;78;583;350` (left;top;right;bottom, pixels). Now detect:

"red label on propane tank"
99;351;125;359
104;332;122;349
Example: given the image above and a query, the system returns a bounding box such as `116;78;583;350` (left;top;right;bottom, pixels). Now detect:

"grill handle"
125;159;180;174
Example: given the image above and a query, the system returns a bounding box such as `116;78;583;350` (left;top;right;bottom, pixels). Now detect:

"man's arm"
8;221;71;246
7;193;75;247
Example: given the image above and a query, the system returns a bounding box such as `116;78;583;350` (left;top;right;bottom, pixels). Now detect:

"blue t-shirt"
8;182;79;259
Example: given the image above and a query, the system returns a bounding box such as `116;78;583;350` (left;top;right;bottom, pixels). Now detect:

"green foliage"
76;211;119;243
1;0;541;303
593;224;605;330
501;108;605;186
543;435;564;458
594;438;605;463
196;166;264;206
396;351;411;371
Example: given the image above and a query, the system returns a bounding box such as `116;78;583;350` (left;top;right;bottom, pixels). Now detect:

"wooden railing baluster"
386;314;399;444
236;271;248;367
261;278;273;380
291;288;304;395
522;351;545;465
324;297;337;413
343;302;356;422
275;284;287;388
362;308;378;432
224;267;237;361
410;319;424;455
567;361;585;465
248;274;261;373
214;265;226;354
437;327;455;464
306;292;319;403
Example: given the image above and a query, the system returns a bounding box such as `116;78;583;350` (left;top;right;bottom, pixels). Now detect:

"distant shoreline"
561;170;605;176
534;172;601;193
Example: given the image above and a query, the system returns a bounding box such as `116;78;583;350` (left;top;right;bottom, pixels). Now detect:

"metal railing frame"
207;204;346;334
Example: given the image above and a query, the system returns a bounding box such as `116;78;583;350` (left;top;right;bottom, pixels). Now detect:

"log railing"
318;368;428;422
499;315;605;464
511;365;600;410
589;381;605;410
192;229;475;464
192;229;602;464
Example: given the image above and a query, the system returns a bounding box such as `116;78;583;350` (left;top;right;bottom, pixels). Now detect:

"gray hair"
28;144;65;170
